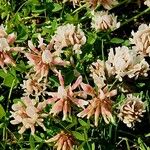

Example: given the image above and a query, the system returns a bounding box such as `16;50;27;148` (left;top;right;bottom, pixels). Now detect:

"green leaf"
0;96;4;102
29;135;35;150
33;135;43;142
110;38;124;44
49;76;59;88
15;60;27;72
92;143;95;150
52;3;62;12
0;69;6;78
87;32;97;45
72;131;85;141
78;118;90;129
145;133;150;137
3;74;18;87
0;104;6;119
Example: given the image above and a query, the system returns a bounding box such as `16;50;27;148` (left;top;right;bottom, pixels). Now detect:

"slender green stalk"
120;7;150;27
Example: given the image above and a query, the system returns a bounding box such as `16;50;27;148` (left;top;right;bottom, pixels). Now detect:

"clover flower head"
91;11;120;31
0;25;18;70
10;97;47;135
21;73;47;97
51;24;86;54
78;82;117;126
47;71;88;120
118;94;145;127
106;46;149;81
26;34;69;80
89;59;106;88
45;131;75;150
130;23;150;56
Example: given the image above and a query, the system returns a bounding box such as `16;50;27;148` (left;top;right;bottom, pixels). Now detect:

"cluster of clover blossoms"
0;0;149;149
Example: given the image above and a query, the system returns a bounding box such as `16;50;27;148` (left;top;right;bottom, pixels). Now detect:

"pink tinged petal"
31;125;35;135
101;105;111;124
42;50;52;64
58;71;64;87
37;121;46;131
10;119;21;125
62;101;68;120
68;86;74;97
67;139;73;149
7;33;16;44
45;134;61;143
28;40;38;52
71;76;82;90
80;82;94;95
37;101;47;110
38;34;45;48
47;97;59;104
62;141;67;150
26;106;38;119
94;106;100;126
70;97;88;108
50;99;64;116
107;89;117;97
23;97;34;107
58;86;67;99
57;137;64;150
99;89;105;100
18;126;26;134
77;108;89;118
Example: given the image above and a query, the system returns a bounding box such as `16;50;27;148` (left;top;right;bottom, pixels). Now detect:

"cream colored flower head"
91;11;120;31
10;97;47;135
118;94;145;128
144;0;150;7
21;73;47;98
130;23;150;56
106;46;149;81
89;59;106;88
51;24;86;54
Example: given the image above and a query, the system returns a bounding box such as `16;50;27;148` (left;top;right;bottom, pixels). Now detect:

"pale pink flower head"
106;46;149;81
0;25;17;70
21;73;47;97
91;11;120;31
89;59;106;88
26;34;69;80
78;82;117;126
51;24;86;54
10;97;47;135
118;94;145;128
144;0;150;7
130;24;150;56
47;71;88;120
45;131;75;150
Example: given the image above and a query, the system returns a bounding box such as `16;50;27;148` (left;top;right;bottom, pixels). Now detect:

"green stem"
7;79;15;110
72;4;87;14
120;7;150;27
